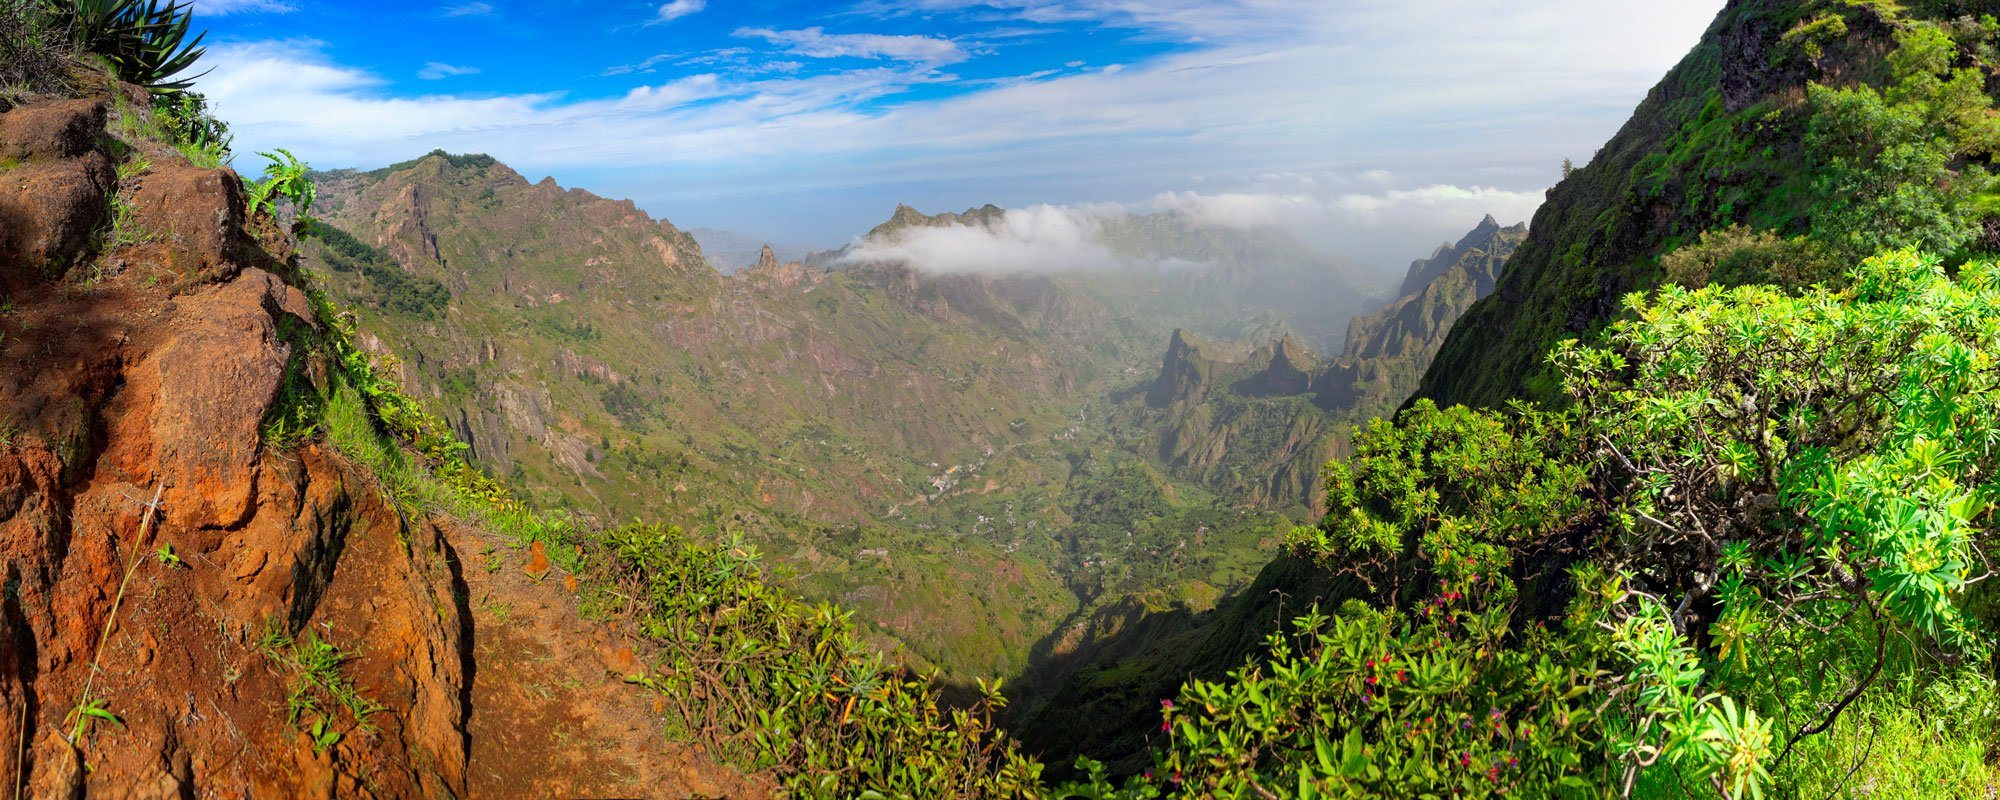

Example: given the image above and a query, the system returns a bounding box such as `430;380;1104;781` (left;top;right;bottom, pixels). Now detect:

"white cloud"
1333;185;1544;225
417;62;480;80
194;0;294;14
1153;191;1321;230
656;0;706;22
1156;185;1543;236
602;53;675;77
441;2;493;16
617;73;726;111
841;204;1158;274
735;27;968;66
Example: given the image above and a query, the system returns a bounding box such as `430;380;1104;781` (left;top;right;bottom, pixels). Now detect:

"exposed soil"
440;518;771;799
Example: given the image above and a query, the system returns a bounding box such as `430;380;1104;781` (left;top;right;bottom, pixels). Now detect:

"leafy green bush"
248;147;317;223
1658;225;1843;289
1295;399;1588;602
1561;249;2000;795
1805;26;2000;258
1134;596;1608;799
151;90;230;166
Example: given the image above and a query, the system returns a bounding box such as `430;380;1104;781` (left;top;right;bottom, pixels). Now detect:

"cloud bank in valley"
839;204;1142;274
841;181;1537;275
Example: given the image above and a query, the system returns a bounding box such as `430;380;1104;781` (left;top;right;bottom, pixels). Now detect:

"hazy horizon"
192;0;1723;268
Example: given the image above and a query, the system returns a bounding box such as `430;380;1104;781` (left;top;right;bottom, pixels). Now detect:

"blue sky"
190;0;1724;268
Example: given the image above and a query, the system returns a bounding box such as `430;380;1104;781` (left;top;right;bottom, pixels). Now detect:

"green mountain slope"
1011;215;1527;768
1420;0;2000;407
303;159;1397;680
310;156;1116;676
1043;3;2000;796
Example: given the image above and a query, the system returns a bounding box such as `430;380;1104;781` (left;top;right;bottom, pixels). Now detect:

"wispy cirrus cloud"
193;0;294;15
417;61;480;80
734;27;968;66
655;0;706;22
441;2;493;17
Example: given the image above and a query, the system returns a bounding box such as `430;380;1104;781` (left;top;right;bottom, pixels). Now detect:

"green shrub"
1658;225;1843;289
1294;399;1588;602
1804;26;2000;258
1558;249;2000;795
151;90;230;166
248;147;316;223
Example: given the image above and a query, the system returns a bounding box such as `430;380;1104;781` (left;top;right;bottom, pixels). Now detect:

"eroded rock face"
146;270;305;529
0;92;474;798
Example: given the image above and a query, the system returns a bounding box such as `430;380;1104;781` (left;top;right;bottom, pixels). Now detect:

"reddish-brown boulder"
130;165;257;283
141;269;308;529
0;98;115;288
0;98;104;161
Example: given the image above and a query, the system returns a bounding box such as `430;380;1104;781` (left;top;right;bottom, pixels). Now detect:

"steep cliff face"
1418;0;1948;408
1145;329;1219;408
1319;217;1526;415
1122;330;1333;510
0;90;754;798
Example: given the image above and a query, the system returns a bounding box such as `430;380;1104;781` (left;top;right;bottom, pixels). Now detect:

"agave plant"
49;0;210;93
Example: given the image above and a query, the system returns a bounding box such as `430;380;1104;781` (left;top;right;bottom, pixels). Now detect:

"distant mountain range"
305;150;1514;687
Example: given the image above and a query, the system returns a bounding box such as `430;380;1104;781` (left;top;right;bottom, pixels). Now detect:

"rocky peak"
888;203;928;228
1399;215;1525;297
1235;334;1317;397
867;203;1009;240
1147;329;1218;408
759;244;779;270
